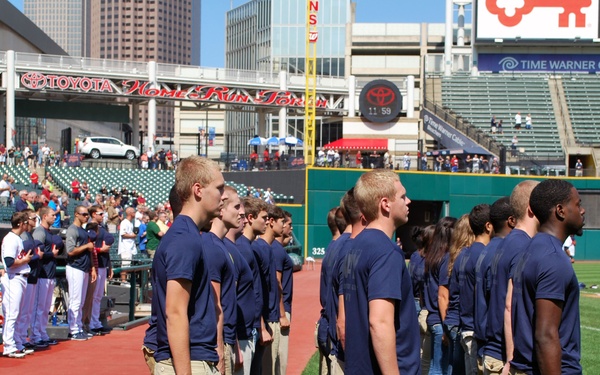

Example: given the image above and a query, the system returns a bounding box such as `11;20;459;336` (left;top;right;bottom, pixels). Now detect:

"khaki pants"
278;312;291;375
418;309;431;374
483;355;505;375
262;321;281;375
154;358;218;375
460;330;479;375
235;331;256;375
142;345;156;374
147;248;156;259
328;353;345;375
508;368;528;375
224;343;235;375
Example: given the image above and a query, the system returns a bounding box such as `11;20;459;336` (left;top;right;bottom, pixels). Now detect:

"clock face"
359;80;402;123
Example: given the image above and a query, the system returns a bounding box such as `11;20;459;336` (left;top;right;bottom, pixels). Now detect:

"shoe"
70;332;88;341
20;348;35;355
90;328;104;336
44;339;58;346
23;342;36;349
84;331;94;338
5;351;26;358
99;326;112;334
34;341;49;348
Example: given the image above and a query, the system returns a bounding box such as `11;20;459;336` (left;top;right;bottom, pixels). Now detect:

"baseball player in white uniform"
1;212;35;358
65;206;97;341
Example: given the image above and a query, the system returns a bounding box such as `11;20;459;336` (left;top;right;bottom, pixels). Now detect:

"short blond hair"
175;156;220;203
354;169;399;222
510;180;539;221
223;186;238;209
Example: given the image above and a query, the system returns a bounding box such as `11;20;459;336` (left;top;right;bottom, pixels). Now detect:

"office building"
224;0;350;158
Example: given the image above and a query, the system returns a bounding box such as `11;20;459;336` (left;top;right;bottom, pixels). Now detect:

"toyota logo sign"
359;80;402;123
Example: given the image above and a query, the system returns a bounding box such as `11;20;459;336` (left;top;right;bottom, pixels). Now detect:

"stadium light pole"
444;0;453;76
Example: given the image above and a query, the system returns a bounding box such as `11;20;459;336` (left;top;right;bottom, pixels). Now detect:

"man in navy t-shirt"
273;211;295;375
225;201;255;375
330;187;367;374
142;185;182;374
317;205;347;373
509;179;584;375
473;197;513;356
457;204;492;375
151;157;225;375
252;204;285;375
204;186;241;375
238;197;269;375
483;180;538;374
343;169;420;375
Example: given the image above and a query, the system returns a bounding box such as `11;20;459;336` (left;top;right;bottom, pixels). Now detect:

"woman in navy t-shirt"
409;225;435;374
424;217;456;375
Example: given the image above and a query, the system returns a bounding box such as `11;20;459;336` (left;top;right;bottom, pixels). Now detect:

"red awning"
322;138;388;151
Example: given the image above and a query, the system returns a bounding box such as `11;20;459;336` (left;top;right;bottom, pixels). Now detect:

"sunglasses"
77;212;90;217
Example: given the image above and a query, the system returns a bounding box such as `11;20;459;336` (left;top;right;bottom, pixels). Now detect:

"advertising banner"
479;53;600;72
421;109;482;150
476;0;599;40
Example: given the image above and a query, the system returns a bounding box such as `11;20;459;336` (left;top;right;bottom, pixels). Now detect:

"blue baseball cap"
34;240;44;252
22;239;35;252
52;235;64;249
103;234;115;246
87;230;97;242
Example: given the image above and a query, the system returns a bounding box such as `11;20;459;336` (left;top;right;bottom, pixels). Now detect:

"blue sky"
8;0;452;67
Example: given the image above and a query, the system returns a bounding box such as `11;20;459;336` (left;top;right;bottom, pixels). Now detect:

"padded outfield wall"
303;167;600;260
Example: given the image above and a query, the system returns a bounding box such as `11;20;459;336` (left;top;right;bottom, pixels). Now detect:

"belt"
14;273;30;277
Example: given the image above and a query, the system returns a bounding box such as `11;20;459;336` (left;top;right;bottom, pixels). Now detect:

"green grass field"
302;262;600;374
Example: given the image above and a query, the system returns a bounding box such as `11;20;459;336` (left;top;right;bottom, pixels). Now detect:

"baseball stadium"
1;0;600;373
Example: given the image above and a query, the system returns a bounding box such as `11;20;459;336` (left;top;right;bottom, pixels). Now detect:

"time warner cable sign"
479;54;600;73
476;0;600;40
421;109;483;150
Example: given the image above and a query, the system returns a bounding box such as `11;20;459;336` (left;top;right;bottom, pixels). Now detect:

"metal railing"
1;51;351;92
423;99;503;156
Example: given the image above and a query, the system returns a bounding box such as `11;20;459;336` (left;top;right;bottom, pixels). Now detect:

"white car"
80;137;139;160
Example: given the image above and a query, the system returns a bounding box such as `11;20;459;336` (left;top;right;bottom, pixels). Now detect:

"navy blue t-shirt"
445;247;470;328
474;237;503;343
95;227;111;269
425;253;450;326
151;215;218;363
20;231;40;284
236;235;263;330
224;238;255;340
483;229;531;361
252;238;280;323
272;240;294;314
204;232;237;345
343;228;420;375
320;239;336;310
143;316;158;351
32;226;57;279
510;233;581;374
66;224;91;272
458;242;486;331
326;235;351;358
409;250;426;301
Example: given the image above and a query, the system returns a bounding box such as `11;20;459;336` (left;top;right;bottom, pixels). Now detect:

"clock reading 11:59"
359;80;403;123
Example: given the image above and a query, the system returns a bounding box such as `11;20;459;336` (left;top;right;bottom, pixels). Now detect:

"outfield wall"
304;168;600;260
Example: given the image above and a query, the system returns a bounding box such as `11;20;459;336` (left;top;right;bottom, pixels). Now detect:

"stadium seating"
442;74;564;160
46;167;292;211
562;75;600;146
